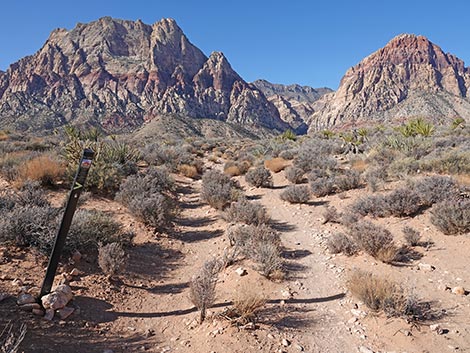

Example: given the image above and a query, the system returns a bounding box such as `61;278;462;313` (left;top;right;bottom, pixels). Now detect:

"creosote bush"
334;169;362;192
201;170;240;210
280;185;311;204
245;166;273;188
310;177;335;197
410;175;459;207
223;198;269;225
98;242;127;276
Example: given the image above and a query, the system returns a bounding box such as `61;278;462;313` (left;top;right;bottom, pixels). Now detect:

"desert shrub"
116;167;175;205
224;160;250;176
16;154;65;186
264;158;288;173
364;167;388;192
402;226;421;246
127;193;178;230
67;209;130;254
334;169;362;192
223;198;269;225
245;166;273;188
375;243;400;264
201;170;240;210
16;181;51;207
326;233;357;256
178;164;199;179
348;220;394;259
280;185;311;204
227;224;283;279
310;177;335;197
351;195;387;217
284;166;305;184
295;153;337;173
250;240;283;279
227;286;266;325
0;151;36;181
278;149;295;160
98;242;127;276
0;205;58;252
227;224;280;249
420;150;470;174
347;271;435;321
190;258;221;323
385;188;421;217
340;212;360;227
430;200;470;235
410;176;459;207
322;206;341;224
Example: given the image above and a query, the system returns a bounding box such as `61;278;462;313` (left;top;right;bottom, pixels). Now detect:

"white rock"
359;347;374;353
44;308;55;321
451;286;466;296
41;284;73;310
235;267;247;276
418;263;435;271
281;338;290;347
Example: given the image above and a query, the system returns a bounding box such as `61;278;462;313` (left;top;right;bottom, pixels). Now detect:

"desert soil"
0;164;469;353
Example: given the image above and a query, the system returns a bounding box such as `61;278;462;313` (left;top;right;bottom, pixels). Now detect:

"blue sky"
0;0;468;89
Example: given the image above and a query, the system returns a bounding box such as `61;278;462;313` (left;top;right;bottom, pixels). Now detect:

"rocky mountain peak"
0;17;288;133
309;34;470;131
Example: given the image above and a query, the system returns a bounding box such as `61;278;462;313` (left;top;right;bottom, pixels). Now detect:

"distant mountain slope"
0;17;288;133
252;79;333;133
308;34;470;131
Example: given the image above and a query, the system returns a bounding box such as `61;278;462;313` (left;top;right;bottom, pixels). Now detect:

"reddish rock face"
0;17;287;132
309;34;470;131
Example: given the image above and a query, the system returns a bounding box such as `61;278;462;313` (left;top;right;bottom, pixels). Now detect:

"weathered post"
39;148;94;299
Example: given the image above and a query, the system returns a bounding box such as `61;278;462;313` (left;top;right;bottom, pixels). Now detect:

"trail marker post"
39;148;94;299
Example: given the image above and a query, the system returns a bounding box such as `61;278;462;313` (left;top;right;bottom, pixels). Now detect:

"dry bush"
310;177;335;197
351;195;388;217
264;157;289;173
201;170;240;210
245;166;273;188
385;188;422;217
410;175;459;207
430;199;470;235
334;169;362;192
127;192;178;230
98;242;127;276
223;198;269;225
224;160;251;176
190;259;221;323
364;167;388;192
227;224;283;279
347;271;436;321
280;185;311;204
224;164;242;177
178;164;199;179
402;226;421;246
250;240;284;279
322;206;341;224
348;220;394;259
284;166;305;184
347;271;403;314
279;149;295;160
326;233;358;256
17;154;65;186
0;322;26;353
375;244;400;264
226;286;266;325
340;212;360;227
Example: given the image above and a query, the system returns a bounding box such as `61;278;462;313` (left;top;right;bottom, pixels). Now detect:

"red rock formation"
309;34;470;131
0;17;287;132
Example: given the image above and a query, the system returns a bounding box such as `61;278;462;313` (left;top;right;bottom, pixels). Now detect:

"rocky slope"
308;34;470;131
253;80;332;133
0;17;287;133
